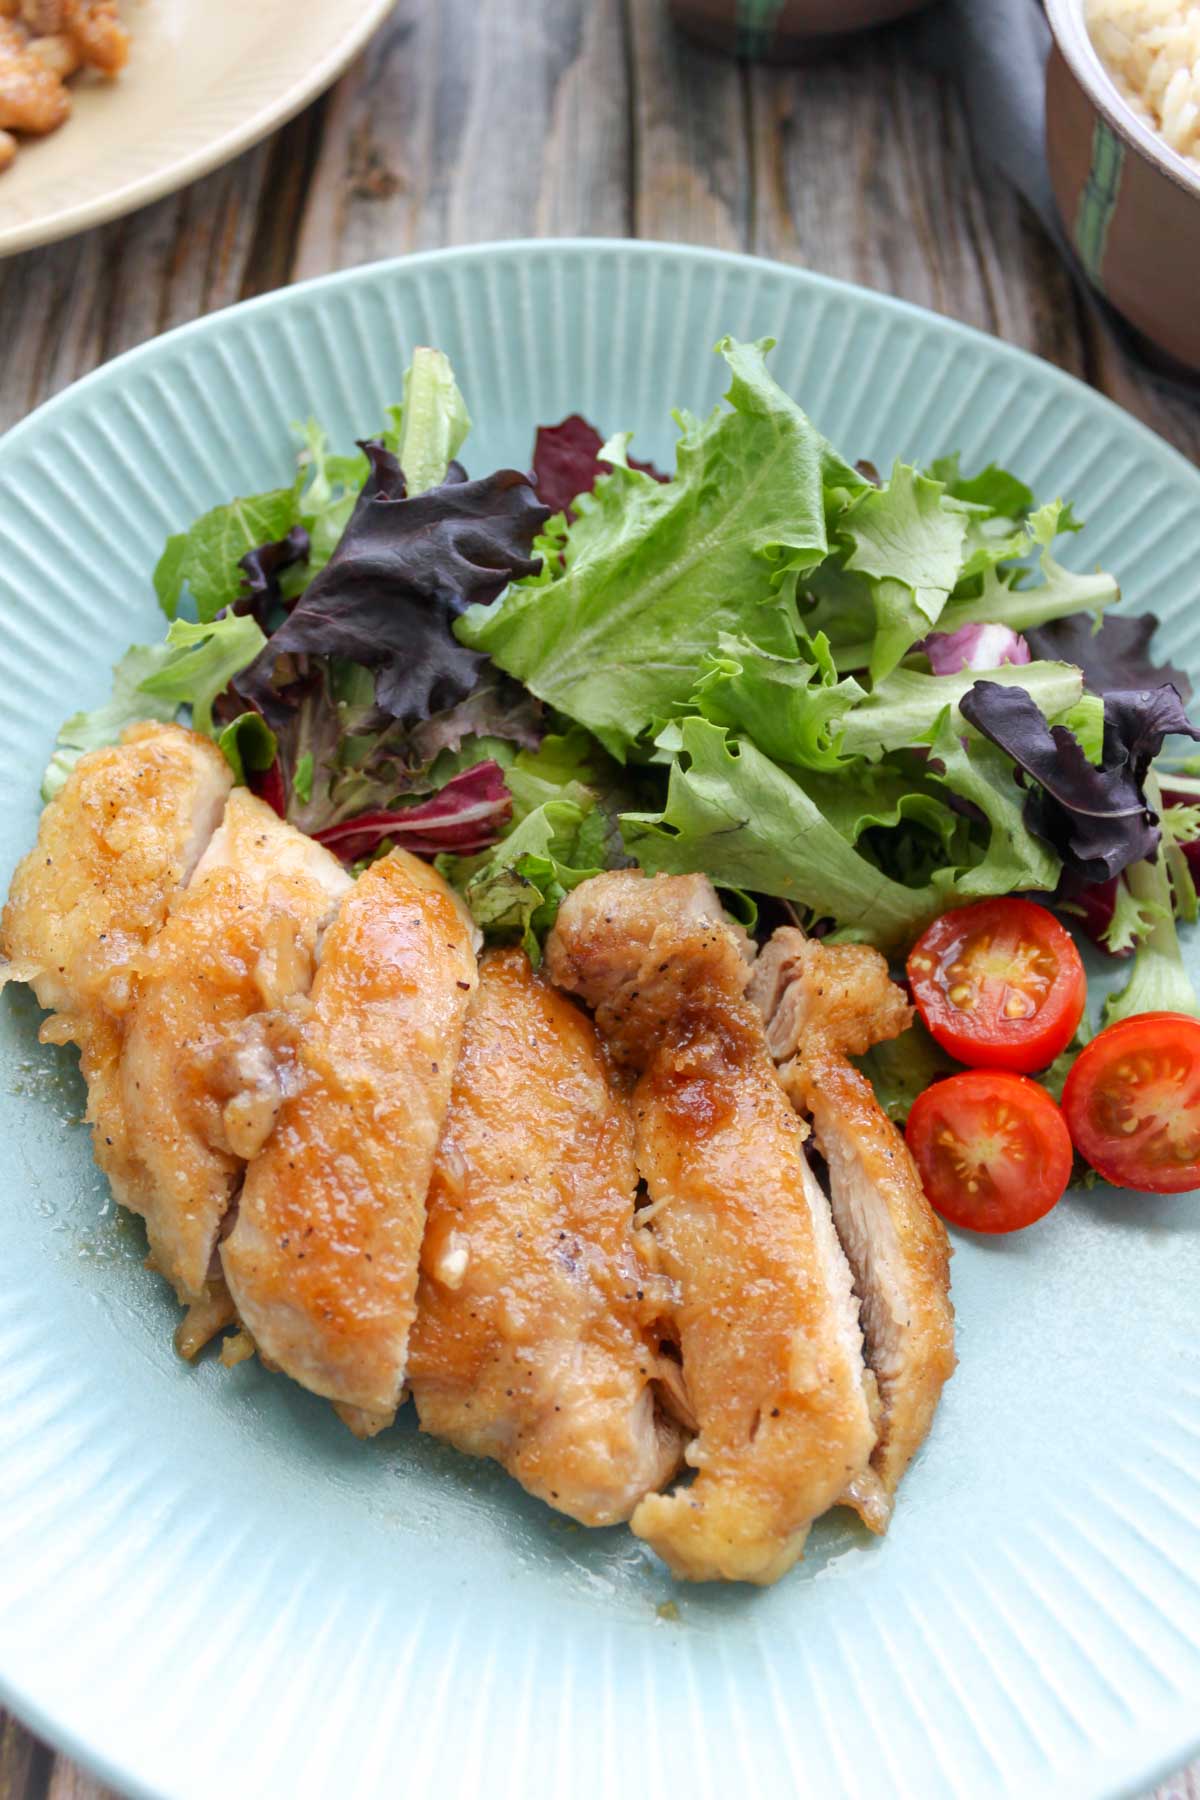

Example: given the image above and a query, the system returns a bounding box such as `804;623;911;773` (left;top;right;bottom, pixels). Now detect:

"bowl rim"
1045;0;1200;202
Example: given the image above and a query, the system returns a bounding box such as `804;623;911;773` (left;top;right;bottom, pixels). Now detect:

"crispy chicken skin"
120;789;352;1304
547;872;876;1585
221;851;478;1421
750;929;955;1531
0;722;232;1202
408;947;685;1526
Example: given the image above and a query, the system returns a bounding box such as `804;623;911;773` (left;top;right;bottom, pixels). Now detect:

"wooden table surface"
0;2;1197;1795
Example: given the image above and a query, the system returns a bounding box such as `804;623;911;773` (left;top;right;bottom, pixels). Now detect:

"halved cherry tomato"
906;1070;1074;1232
1061;1012;1200;1194
907;898;1086;1075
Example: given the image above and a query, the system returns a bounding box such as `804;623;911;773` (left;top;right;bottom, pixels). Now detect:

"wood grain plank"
0;1712;51;1800
44;1760;117;1800
625;0;752;247
294;0;631;281
744;24;1087;375
0;103;325;437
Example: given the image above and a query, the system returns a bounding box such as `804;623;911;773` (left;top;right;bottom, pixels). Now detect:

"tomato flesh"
907;897;1086;1074
906;1070;1074;1232
1062;1013;1200;1194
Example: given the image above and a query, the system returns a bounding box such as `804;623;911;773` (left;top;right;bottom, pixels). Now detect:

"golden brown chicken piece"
547;871;876;1585
221;851;478;1424
1;722;232;1207
65;0;129;73
408;947;685;1526
0;17;70;134
750;929;955;1532
119;789;352;1306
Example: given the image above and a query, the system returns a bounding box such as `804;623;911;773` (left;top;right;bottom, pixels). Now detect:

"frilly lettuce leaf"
922;710;1061;899
838;462;970;681
236;444;549;729
457;337;868;758
621;718;944;951
444;733;621;957
689;631;866;771
961;680;1200;885
837;661;1083;761
139;614;267;736
1103;846;1200;1030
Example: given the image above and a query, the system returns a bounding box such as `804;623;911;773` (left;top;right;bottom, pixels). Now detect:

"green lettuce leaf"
923;711;1061;899
396;347;471;498
621;718;942;950
689;632;866;771
934;500;1119;638
295;420;368;576
838;463;970;680
216;711;278;786
447;737;613;957
154;488;301;622
457;337;867;758
139;614;267;736
1104;782;1200;1025
837;661;1084;761
925;454;1035;519
41;643;178;802
853;1019;959;1124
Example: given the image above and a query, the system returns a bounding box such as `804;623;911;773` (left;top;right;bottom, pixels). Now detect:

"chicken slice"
547;871;876;1585
119;788;352;1304
407;946;685;1526
221;850;478;1422
1;722;232;1203
750;929;956;1532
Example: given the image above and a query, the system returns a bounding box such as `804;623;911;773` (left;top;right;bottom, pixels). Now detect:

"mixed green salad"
44;336;1200;1202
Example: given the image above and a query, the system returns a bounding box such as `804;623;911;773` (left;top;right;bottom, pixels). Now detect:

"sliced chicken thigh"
120;788;352;1303
221;851;478;1422
547;871;876;1585
408;947;684;1526
750;929;956;1530
0;722;231;1206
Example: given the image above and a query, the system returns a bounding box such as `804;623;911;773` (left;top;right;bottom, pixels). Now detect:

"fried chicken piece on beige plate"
1;722;231;1220
547;871;876;1585
749;930;956;1534
221;851;478;1436
118;788;351;1326
407;946;685;1526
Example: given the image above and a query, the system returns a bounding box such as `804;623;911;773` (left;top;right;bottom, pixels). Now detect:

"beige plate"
0;0;396;257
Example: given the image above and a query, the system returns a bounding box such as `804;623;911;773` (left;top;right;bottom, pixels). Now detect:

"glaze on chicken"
408;946;685;1524
750;929;956;1530
547;871;878;1584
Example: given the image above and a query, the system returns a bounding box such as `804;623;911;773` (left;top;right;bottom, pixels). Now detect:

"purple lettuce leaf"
235;442;549;725
532;415;668;519
960;679;1200;884
312;760;512;864
1026;610;1193;704
233;525;311;630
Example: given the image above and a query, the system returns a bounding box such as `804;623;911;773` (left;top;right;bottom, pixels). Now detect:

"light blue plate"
1;242;1198;1800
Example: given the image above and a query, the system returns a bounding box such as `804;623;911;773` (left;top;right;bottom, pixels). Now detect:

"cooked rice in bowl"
1086;1;1200;172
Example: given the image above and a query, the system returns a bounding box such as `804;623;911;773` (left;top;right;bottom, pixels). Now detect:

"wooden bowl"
669;0;932;58
1045;0;1200;373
